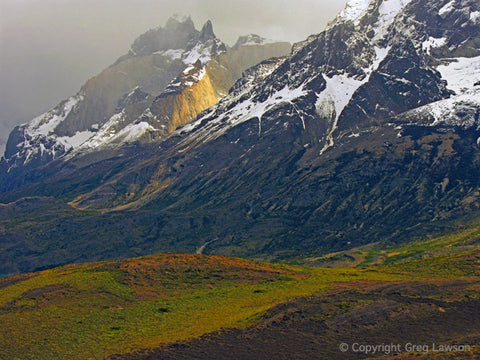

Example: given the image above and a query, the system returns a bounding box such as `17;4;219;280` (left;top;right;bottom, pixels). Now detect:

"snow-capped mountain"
173;0;479;156
1;16;290;177
1;0;480;274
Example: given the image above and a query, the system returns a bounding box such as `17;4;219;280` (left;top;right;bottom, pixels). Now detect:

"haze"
0;0;346;155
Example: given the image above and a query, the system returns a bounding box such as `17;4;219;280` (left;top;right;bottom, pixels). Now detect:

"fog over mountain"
0;0;346;156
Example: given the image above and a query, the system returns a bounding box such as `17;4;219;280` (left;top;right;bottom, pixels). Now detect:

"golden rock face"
55;43;291;140
151;57;234;135
167;71;222;133
153;43;292;137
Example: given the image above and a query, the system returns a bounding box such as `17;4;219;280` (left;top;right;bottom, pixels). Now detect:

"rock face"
1;0;480;274
1;16;291;185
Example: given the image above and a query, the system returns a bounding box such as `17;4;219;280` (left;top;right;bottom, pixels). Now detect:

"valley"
1;0;480;358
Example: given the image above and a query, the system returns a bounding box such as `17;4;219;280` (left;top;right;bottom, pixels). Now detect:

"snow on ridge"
372;0;413;41
437;56;480;94
126;86;141;98
335;0;413;41
153;40;219;65
439;0;455;16
178;84;309;145
28;94;83;136
338;0;372;25
78;112;126;150
405;88;480;129
183;42;215;64
75;110;158;151
215;85;309;135
401;54;480;129
189;67;206;82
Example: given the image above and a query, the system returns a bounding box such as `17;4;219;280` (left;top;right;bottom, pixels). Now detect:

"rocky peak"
199;20;216;42
128;15;202;58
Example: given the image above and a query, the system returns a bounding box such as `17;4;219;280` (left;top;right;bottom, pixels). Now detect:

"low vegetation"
1;224;479;359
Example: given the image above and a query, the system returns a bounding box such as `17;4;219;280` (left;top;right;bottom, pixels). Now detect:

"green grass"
0;253;412;360
1;222;479;360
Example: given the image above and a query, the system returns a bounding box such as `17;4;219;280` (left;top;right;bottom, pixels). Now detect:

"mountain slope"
0;0;480;274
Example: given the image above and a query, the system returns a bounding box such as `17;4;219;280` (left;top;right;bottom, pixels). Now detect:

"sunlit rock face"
1;16;291;178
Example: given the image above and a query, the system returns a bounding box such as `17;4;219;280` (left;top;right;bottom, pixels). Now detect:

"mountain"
1;16;290;185
1;0;480;275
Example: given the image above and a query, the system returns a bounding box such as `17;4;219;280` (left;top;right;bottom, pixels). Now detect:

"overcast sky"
0;0;346;155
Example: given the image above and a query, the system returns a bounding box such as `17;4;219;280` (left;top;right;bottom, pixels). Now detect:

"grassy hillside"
1;224;479;359
305;219;480;268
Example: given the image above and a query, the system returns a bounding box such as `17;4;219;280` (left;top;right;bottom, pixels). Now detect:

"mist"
0;0;346;156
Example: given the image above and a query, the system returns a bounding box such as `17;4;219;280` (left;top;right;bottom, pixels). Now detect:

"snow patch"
422;37;447;55
470;11;480;24
316;46;390;121
437;56;480;94
439;0;455;16
317;46;391;154
317;74;369;153
183;42;215;65
127;86;141;98
113;122;156;143
154;49;184;61
28;95;82;136
373;46;391;68
57;130;94;148
194;67;207;82
316;75;367;121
